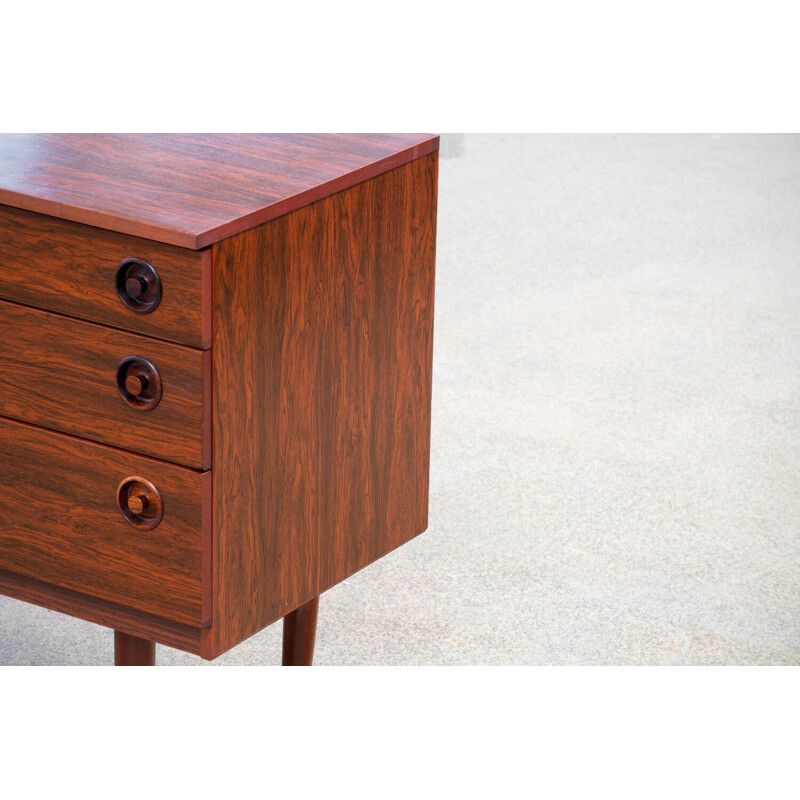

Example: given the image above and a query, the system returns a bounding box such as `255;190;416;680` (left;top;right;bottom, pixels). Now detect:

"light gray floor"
2;134;799;665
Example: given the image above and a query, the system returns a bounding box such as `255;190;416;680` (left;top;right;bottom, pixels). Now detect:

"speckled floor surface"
2;134;799;665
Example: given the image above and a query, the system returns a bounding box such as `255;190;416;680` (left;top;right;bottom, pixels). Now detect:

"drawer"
0;417;210;626
0;205;210;348
0;300;210;469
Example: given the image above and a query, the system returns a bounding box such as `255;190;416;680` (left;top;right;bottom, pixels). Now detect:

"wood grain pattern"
0;134;440;249
0;417;210;626
0;567;203;655
204;152;438;658
0;300;210;469
0;205;210;348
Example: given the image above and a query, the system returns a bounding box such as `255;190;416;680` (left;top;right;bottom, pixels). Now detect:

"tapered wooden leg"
282;595;319;666
114;630;156;666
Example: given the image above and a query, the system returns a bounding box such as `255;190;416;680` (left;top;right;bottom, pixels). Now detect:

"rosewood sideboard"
0;133;438;665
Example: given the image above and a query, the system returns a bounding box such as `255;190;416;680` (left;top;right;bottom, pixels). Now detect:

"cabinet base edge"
0;568;203;656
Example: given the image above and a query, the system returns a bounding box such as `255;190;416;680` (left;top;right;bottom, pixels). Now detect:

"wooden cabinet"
0;133;439;665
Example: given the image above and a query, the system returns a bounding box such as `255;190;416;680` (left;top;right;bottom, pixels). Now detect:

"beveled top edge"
0;134;439;249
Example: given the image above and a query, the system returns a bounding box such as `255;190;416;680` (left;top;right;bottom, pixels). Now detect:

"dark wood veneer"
0;134;439;249
0;300;210;469
204;153;438;658
0;135;439;666
0;205;210;348
0;568;203;655
0;417;210;627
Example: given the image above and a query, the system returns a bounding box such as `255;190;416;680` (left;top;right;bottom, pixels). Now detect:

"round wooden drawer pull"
125;372;147;396
125;276;148;299
116;356;162;410
115;258;162;313
117;477;163;530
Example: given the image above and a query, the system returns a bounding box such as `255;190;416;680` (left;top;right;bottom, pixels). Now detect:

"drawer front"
0;205;210;348
0;417;210;626
0;301;210;469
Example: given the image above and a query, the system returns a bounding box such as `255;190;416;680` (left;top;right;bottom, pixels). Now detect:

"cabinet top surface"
0;133;438;250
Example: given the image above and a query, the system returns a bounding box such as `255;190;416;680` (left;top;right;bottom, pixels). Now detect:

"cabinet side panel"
207;153;438;657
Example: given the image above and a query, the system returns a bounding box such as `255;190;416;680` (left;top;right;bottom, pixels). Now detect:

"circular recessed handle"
115;258;162;313
116;356;162;410
117;476;163;530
